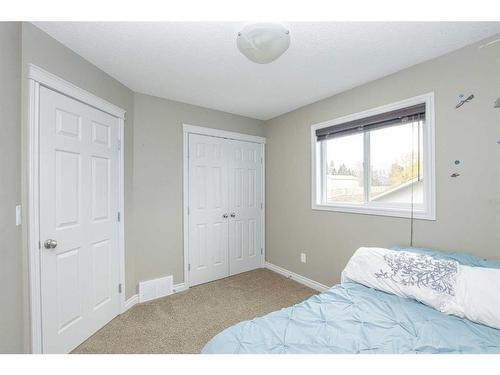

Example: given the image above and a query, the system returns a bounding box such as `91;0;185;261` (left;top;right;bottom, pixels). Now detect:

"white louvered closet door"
188;134;263;286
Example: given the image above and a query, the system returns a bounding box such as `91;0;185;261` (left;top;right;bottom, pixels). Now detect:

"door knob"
230;213;236;218
44;239;58;249
222;213;228;219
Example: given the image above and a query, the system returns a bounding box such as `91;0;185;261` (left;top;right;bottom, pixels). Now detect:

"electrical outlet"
300;252;307;263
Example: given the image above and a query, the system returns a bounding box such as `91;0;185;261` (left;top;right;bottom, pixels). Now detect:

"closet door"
188;134;229;286
39;86;121;353
228;139;263;275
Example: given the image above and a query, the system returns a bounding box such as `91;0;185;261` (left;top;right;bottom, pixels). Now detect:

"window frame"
311;93;436;220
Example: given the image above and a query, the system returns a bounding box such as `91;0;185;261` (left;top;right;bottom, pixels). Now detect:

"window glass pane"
369;121;424;204
325;133;364;203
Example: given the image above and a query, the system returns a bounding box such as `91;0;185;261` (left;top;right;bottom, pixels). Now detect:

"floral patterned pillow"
342;247;459;312
374;251;458;296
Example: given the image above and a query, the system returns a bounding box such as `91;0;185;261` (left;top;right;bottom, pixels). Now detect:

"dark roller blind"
315;103;426;141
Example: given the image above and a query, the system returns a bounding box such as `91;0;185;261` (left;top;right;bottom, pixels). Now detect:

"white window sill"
312;203;436;221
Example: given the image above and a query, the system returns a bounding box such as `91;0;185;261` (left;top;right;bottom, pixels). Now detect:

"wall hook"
456;94;474;109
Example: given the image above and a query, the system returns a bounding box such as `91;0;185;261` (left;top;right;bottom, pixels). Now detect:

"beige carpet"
72;268;317;354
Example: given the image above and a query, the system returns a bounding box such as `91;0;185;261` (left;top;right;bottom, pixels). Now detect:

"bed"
202;247;500;354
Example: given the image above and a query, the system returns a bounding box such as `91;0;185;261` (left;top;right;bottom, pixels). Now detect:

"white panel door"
188;134;229;286
39;86;120;353
228;140;263;275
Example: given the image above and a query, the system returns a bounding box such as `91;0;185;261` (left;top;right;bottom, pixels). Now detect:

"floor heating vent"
139;275;173;303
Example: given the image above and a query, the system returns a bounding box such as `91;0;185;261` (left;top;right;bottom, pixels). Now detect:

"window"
312;94;435;219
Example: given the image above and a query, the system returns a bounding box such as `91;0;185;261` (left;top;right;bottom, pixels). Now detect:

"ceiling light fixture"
236;23;290;64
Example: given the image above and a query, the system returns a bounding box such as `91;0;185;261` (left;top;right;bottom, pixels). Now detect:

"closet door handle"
230;213;236;218
222;213;228;219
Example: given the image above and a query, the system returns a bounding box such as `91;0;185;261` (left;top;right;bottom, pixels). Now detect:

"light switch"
15;205;22;226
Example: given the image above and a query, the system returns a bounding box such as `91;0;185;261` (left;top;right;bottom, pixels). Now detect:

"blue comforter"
202;282;500;354
203;247;500;354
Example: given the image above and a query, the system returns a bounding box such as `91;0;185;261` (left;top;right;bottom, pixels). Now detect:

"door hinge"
117;139;121;151
188;264;191;272
118;283;122;293
261;157;263;164
187;207;190;215
261;248;263;255
260;202;263;209
117;212;121;222
38;241;41;250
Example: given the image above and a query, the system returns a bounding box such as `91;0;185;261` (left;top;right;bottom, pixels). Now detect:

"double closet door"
188;133;263;286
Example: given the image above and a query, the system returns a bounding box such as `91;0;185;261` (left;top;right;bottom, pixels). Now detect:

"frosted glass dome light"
236;23;290;64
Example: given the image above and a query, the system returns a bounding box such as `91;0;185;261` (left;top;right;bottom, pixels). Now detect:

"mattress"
202;281;500;354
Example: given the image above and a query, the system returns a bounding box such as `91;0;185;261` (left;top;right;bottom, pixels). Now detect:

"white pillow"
341;247;459;312
444;265;500;330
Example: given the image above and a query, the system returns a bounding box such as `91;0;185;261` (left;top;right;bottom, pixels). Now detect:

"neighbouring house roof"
371;177;421;201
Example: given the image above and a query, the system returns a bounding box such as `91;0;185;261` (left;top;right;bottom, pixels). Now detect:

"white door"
228;140;263;275
188;134;229;286
39;86;121;353
188;133;263;286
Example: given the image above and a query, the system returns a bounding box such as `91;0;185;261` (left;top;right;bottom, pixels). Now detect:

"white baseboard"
265;262;330;292
123;294;139;312
173;282;188;293
122;282;189;313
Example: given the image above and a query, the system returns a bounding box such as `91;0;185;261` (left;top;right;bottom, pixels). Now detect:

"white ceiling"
33;22;500;120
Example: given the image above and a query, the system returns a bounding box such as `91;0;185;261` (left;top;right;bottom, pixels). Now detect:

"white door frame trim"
182;124;266;288
27;64;127;354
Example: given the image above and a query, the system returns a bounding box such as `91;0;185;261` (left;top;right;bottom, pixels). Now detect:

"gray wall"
264;34;500;288
132;93;264;286
0;22;23;354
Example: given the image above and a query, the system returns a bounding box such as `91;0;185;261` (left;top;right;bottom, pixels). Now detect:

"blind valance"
315;103;425;141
